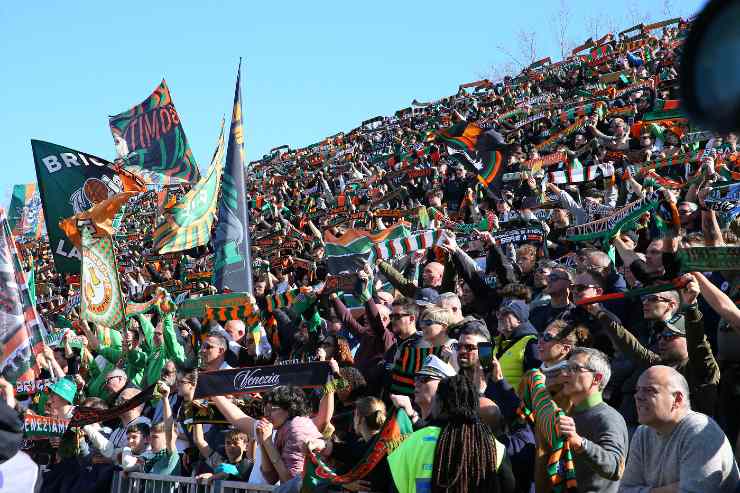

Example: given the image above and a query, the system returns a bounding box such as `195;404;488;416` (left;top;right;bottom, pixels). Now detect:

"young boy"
193;424;255;481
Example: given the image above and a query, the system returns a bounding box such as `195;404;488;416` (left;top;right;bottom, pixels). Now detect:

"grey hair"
570;347;611;391
106;368;127;380
205;330;228;349
437;292;461;308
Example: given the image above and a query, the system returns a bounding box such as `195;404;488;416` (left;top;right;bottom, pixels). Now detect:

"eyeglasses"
572;284;598;293
562;363;596;374
658;330;684;340
390;313;410;320
457;343;478;353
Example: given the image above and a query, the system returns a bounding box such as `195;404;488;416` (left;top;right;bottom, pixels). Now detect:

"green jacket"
137;311;186;388
85;328;123;398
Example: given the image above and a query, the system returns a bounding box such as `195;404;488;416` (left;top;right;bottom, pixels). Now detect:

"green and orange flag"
109;79;200;183
7;183;44;240
152;121;226;253
437;122;507;191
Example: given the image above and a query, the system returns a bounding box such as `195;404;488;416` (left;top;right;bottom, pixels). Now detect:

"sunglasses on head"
538;332;561;343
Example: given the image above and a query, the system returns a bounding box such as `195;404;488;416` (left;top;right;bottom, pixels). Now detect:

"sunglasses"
563;363;596;374
572;284;598;292
658;330;684;340
457;343;478;353
418;319;442;327
547;273;570;283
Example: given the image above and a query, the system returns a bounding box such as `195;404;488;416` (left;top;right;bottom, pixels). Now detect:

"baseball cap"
415;288;440;307
416;355;457;380
658;314;686;337
49;378;77;405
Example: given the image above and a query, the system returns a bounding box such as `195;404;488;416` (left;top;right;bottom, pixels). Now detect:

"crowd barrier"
111;472;276;493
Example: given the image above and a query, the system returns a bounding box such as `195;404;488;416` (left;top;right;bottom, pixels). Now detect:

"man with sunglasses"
200;330;232;372
587;275;720;429
530;267;575;330
557;348;628;493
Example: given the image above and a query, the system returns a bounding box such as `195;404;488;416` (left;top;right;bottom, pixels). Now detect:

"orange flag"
59;191;139;248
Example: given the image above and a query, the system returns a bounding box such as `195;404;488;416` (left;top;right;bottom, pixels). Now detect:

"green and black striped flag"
152;121;225;253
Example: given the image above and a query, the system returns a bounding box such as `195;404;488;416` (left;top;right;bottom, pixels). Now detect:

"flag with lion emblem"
80;227;125;328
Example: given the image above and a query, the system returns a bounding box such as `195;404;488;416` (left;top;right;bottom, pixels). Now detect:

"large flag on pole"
31;140;143;274
0;210;47;383
109;80;200;183
212;60;253;293
80;226;126;328
152;120;226;254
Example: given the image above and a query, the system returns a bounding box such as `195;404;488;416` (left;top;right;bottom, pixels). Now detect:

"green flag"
80;228;125;328
31;140;126;274
152;121;226;253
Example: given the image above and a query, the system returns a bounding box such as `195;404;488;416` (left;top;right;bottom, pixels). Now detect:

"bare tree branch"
551;0;574;59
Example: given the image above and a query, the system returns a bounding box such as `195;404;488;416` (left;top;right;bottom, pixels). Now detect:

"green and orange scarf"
518;369;578;493
300;408;414;492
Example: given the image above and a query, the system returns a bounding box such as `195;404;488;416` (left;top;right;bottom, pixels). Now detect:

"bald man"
619;366;739;493
377;257;450;300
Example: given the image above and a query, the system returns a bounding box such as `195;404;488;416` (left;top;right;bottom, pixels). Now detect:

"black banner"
492;226;545;246
193;362;331;399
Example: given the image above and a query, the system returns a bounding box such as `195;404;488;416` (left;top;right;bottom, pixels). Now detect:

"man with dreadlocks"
387;374;515;493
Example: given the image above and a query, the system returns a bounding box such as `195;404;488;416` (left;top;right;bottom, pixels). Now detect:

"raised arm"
211;395;257;439
692;272;740;331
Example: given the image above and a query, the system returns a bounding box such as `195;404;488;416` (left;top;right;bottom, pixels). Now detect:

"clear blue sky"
0;0;706;203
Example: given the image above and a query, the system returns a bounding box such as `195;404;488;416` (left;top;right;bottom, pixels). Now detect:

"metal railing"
111;472;275;493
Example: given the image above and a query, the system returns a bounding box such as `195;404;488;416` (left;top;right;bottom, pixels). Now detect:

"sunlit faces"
422;262;444;288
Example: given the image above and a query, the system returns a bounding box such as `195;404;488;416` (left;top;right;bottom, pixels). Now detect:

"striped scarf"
371;230;444;261
535;118;587;151
390;344;445;395
547;163;614;184
204;302;260;327
517;369;578;492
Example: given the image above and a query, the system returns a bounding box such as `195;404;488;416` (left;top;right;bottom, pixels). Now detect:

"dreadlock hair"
432;375;500;493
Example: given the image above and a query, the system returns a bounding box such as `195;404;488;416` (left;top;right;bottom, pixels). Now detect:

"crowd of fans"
2;15;740;493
